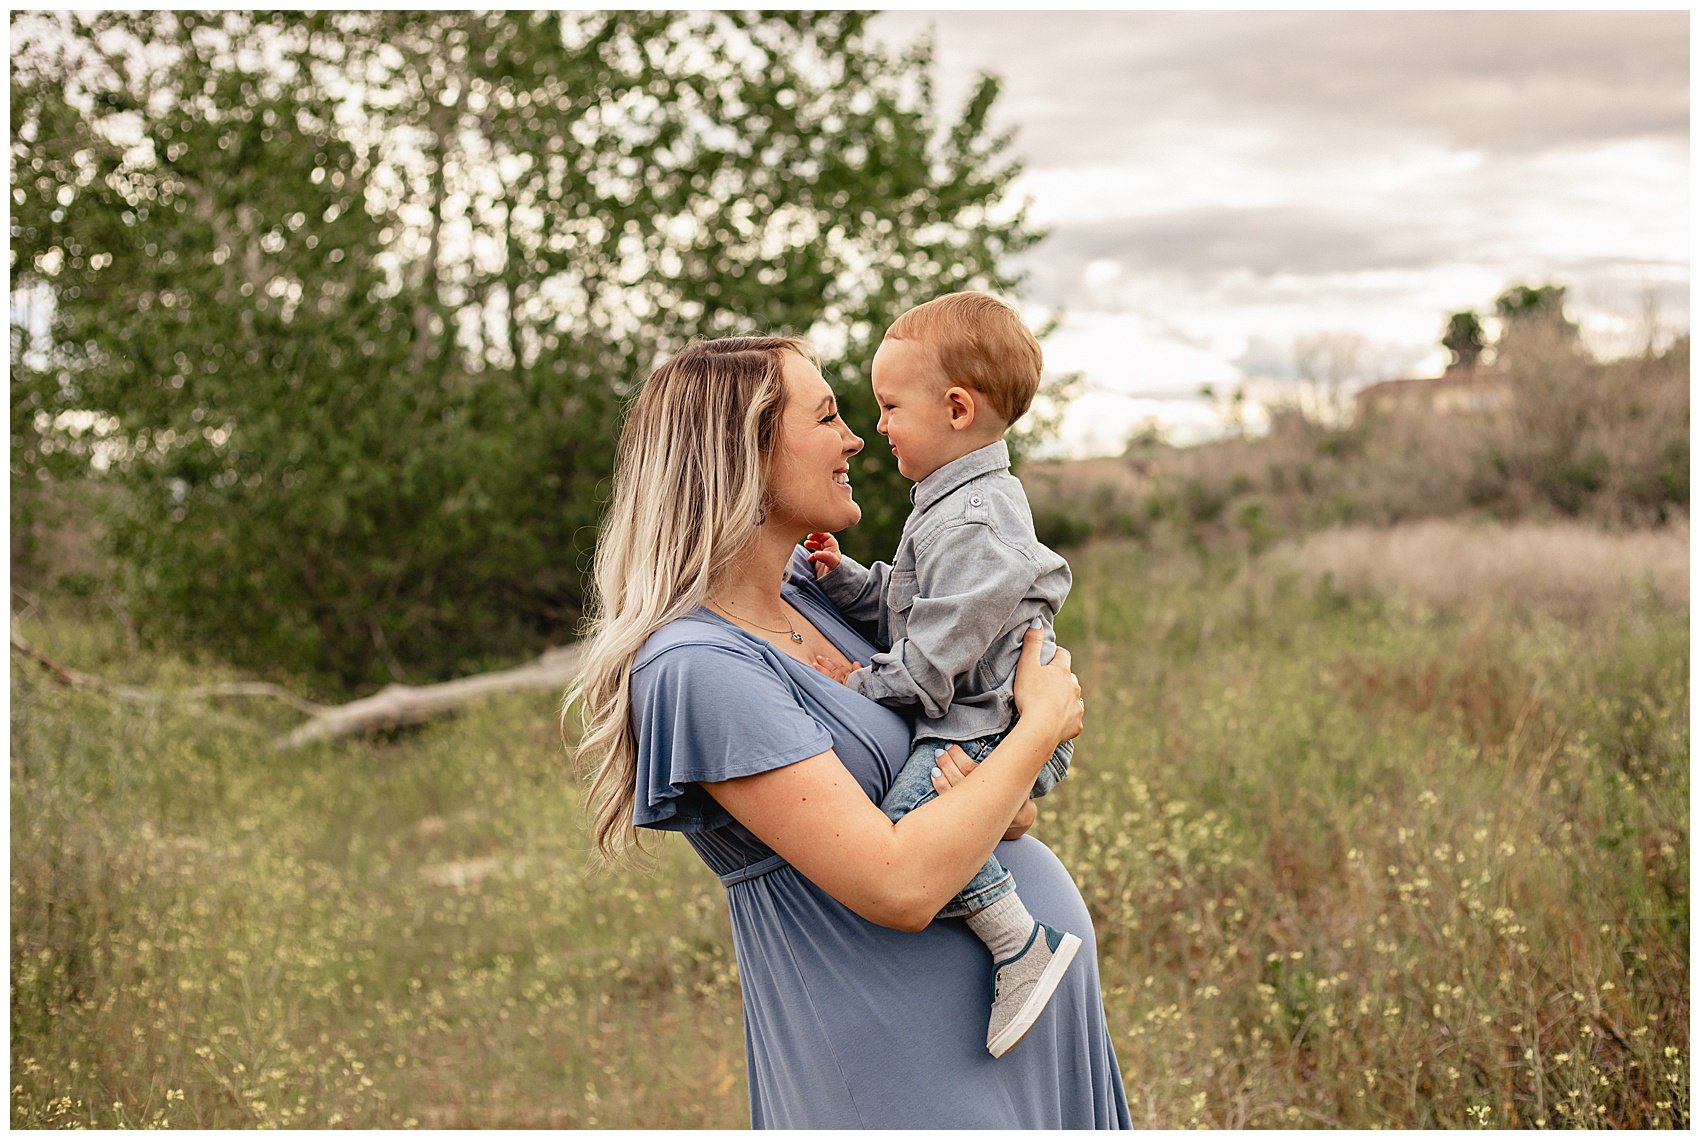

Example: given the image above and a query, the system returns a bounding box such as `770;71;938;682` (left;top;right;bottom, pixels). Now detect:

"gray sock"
964;892;1039;962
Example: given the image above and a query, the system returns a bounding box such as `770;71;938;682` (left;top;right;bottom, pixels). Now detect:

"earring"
754;506;767;526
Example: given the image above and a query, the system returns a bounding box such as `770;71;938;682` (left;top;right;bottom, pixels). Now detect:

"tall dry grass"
1054;532;1687;1128
10;521;1689;1127
10;617;746;1128
1268;518;1689;619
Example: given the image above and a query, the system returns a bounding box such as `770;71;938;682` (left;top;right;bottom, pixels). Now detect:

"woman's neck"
709;527;797;614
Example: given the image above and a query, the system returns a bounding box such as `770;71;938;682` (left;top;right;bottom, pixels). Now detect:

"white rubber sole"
987;931;1083;1058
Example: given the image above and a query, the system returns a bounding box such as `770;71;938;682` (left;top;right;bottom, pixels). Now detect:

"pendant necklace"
710;599;804;643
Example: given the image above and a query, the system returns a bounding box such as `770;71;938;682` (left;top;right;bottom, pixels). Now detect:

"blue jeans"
878;731;1073;920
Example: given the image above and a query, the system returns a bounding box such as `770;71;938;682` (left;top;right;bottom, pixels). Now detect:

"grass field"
11;522;1689;1127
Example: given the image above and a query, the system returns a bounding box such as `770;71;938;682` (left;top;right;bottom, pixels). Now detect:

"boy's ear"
944;385;978;432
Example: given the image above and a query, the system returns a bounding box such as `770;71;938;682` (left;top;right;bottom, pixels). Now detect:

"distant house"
1353;363;1512;420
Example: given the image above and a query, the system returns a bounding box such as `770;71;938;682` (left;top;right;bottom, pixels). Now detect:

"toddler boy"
807;291;1079;1058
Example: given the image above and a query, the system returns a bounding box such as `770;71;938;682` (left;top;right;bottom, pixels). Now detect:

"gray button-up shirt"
819;439;1071;743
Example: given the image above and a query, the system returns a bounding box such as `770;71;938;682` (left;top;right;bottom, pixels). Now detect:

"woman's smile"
768;351;863;532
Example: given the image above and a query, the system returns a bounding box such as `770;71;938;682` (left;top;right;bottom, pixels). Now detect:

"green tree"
1441;310;1485;370
1493;282;1569;323
1485;283;1606;517
12;11;1042;689
1493;283;1579;352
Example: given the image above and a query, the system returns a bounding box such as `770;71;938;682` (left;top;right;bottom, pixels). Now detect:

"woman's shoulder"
632;612;758;674
633;549;822;674
628;608;835;780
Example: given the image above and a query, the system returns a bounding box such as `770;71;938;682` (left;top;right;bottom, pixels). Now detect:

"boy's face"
870;337;972;482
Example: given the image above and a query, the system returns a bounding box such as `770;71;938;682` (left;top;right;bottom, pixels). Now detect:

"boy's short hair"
885;291;1043;426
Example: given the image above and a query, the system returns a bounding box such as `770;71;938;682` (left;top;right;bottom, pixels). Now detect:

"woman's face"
765;351;864;535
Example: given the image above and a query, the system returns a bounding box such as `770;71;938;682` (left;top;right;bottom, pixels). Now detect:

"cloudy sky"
866;10;1689;456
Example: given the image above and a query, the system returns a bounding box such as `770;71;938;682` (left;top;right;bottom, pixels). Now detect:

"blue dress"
629;549;1131;1129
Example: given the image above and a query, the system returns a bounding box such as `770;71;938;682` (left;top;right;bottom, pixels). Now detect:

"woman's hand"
1011;623;1084;748
929;745;1038;841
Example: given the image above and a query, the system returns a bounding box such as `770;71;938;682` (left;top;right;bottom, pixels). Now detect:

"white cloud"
1033;308;1241;395
1039;389;1226;459
1023;308;1245;457
1082;258;1122;289
867;10;1689;456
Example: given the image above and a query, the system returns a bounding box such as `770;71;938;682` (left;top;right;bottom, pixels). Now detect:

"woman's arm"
701;625;1080;932
1003;797;1039;842
930;746;1037;841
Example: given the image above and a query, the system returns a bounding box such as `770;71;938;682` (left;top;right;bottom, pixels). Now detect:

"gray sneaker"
986;922;1083;1057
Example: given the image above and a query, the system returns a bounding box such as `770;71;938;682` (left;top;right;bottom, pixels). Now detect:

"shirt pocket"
886;568;919;616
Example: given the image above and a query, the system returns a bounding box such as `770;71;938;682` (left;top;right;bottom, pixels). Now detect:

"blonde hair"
567;336;811;860
885;291;1043;425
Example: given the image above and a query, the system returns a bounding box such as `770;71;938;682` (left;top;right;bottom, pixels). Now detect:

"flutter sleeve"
628;635;835;832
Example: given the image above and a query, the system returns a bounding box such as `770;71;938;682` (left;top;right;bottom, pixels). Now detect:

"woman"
571;336;1130;1128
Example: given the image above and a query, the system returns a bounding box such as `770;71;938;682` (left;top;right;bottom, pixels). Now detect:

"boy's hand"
804;531;842;579
812;655;860;685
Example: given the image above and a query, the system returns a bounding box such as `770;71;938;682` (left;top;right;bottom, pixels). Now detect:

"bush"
1033;506;1094;551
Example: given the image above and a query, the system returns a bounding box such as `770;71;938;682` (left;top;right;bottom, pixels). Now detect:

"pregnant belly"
725;835;1106;1127
726;833;1100;1022
992;835;1097;951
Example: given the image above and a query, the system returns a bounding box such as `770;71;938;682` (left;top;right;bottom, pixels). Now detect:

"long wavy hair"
567;336;811;860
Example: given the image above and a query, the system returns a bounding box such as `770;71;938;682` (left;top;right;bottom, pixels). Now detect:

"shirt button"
969;494;983;507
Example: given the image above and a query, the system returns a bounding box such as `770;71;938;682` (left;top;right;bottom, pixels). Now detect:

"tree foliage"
1441;310;1484;370
1440;284;1578;373
11;11;1043;690
1493;282;1574;330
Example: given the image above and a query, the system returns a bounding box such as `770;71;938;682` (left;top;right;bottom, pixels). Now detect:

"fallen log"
11;620;588;750
12;622;329;716
276;642;588;750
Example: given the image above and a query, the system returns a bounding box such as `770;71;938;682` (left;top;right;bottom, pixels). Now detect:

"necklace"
709;599;804;643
